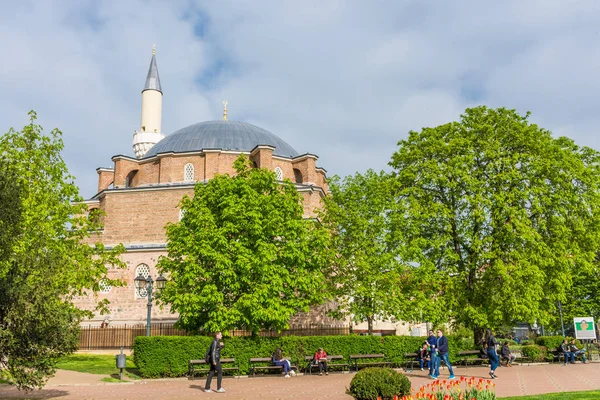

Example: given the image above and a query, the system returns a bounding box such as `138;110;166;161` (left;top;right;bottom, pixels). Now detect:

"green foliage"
534;336;574;350
347;367;411;400
520;345;547;362
389;106;600;332
158;155;332;333
322;170;438;332
133;334;474;378
0;112;125;391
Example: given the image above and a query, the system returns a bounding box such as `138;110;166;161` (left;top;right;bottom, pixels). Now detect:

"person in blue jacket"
426;330;438;378
433;329;455;380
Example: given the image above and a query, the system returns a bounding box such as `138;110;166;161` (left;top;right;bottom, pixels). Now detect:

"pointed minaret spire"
143;44;162;94
133;45;165;158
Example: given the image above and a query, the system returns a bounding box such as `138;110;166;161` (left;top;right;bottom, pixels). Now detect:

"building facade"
76;49;333;327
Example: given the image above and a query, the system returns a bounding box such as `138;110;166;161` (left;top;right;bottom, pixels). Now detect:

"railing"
78;324;350;350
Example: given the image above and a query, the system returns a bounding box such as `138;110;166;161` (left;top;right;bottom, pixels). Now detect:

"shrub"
535;336;570;350
133;334;474;378
520;345;547;362
346;367;410;400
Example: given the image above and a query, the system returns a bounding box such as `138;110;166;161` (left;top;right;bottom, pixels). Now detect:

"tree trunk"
367;316;373;335
473;327;485;346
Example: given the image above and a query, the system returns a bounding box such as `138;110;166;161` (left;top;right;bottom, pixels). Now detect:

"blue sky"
1;0;599;197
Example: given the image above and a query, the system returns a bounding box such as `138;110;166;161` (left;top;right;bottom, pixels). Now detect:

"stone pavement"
0;363;599;399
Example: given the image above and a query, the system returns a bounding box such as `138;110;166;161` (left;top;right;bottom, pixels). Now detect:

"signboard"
573;317;596;340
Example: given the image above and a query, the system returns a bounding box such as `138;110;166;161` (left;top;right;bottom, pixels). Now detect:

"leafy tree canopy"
0;112;124;391
322;170;443;334
158;155;332;334
390;106;600;338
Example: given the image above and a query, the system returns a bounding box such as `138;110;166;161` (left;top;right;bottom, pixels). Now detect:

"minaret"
133;45;165;158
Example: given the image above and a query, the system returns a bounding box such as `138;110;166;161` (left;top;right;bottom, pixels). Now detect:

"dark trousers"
318;361;328;373
205;361;222;390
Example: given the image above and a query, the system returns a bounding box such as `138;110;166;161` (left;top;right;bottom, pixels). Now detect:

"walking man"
205;332;226;393
427;330;438;378
433;329;455;380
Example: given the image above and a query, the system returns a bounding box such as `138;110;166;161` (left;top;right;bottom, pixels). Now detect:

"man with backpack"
204;332;225;393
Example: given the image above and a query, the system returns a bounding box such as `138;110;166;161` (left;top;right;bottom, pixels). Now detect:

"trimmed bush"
133;334;474;378
346;367;411;400
535;336;579;350
520;345;547;362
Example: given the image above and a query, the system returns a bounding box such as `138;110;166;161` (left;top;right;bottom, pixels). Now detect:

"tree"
158;155;332;334
0;112;124;391
389;106;600;342
321;170;440;334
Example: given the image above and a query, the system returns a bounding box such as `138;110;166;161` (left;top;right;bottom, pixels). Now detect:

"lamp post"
134;274;167;336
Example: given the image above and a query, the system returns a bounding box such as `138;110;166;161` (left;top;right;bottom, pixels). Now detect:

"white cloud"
0;0;598;196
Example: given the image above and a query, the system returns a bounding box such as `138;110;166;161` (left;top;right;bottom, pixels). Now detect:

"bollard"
115;347;126;380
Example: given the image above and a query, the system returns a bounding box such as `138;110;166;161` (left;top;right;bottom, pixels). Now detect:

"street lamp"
134;274;167;336
557;300;566;338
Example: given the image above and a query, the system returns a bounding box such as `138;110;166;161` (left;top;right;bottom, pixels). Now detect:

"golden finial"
223;100;228;121
152;44;156;55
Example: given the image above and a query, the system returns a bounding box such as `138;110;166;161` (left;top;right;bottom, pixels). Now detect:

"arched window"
99;279;112;294
274;167;283;181
184;163;195;182
293;168;303;184
135;264;151;298
125;170;138;188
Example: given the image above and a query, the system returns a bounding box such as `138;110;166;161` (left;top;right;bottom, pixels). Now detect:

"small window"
274;167;283;181
135;264;151;298
99;279;112;294
184;163;195;182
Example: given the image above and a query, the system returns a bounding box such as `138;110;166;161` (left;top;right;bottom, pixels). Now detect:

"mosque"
75;49;425;336
75;48;333;327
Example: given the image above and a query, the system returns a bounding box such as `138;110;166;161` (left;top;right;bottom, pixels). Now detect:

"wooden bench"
188;358;239;377
458;350;488;367
249;357;298;377
303;355;346;374
503;351;529;365
349;354;392;372
549;348;585;364
403;352;419;372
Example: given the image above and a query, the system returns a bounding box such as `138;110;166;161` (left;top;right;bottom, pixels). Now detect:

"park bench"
188;358;239;377
458;350;488;367
503;350;530;365
403;352;420;372
303;355;346;374
549;348;586;364
249;357;298;377
349;354;392;372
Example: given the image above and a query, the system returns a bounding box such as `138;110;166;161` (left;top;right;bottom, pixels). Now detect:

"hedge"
133;335;475;378
535;336;578;350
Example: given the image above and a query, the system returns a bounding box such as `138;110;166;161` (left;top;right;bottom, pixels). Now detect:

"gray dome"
143;120;299;158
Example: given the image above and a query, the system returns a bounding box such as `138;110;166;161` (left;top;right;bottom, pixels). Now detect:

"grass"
503;391;600;399
55;354;141;379
100;377;129;383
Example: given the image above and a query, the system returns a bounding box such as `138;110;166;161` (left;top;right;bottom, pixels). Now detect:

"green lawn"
55;354;140;379
503;391;600;399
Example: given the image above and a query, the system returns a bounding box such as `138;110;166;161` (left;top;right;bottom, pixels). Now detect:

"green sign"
573;317;596;340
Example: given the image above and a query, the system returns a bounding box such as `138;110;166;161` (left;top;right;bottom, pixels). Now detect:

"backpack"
204;343;212;363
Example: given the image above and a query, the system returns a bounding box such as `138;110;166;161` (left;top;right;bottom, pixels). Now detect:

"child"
314;348;329;375
416;342;430;371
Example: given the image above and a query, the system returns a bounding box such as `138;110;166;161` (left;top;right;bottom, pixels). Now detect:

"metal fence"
78;324;350;350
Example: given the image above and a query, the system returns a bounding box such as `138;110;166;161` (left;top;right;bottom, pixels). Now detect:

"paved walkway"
1;363;599;399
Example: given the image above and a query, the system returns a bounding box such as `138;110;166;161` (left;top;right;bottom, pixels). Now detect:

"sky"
1;0;599;198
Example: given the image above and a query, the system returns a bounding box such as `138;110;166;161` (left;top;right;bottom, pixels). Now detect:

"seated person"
500;341;516;366
416;342;430;371
560;339;575;365
479;342;489;359
272;347;295;377
314;348;329;376
569;339;587;363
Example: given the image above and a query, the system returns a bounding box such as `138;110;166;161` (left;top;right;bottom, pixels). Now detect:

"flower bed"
400;376;496;400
